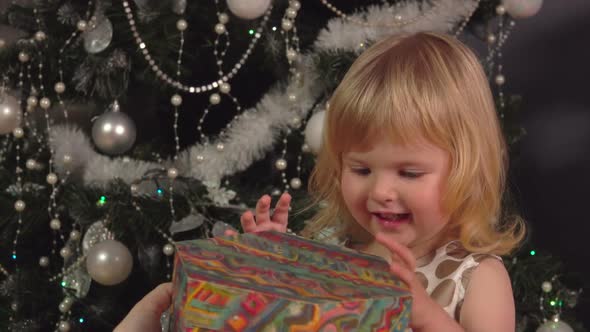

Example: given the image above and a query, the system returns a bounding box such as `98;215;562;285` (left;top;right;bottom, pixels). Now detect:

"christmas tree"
0;0;585;331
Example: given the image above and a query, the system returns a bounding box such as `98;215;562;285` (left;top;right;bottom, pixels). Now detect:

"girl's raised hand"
374;234;457;332
225;192;291;236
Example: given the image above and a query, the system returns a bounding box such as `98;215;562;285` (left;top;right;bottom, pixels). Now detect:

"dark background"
499;0;590;325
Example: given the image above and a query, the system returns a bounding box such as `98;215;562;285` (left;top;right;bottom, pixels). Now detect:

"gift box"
169;231;412;331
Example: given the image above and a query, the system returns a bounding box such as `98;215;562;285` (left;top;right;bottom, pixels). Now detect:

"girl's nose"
369;179;398;203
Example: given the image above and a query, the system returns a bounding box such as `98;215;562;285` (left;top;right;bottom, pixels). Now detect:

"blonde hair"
301;32;525;256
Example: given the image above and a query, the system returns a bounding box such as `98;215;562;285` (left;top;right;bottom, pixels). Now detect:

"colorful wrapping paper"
169;231;412;331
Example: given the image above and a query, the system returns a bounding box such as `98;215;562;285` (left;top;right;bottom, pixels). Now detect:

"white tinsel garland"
51;1;475;188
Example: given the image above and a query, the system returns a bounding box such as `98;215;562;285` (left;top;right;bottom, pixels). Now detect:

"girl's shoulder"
415;241;501;320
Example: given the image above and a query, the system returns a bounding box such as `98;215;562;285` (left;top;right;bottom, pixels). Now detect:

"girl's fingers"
271;193;291;225
240;210;257;233
255;195;272;224
375;234;417;272
389;262;416;288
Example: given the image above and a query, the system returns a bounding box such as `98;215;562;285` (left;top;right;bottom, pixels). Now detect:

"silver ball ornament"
58;320;71;332
83;17;113;54
209;93;221;105
92;110;137;155
167;167;179;179
163;243;175;256
14;200;26;212
275;158;287;171
49;218;61;230
46;173;58;185
54;82;66;94
542;281;553;293
290;177;302;189
86;239;133;286
39;256;50;267
214;23;226;35
60;247;72;258
227;0;271;19
219;82;231;94
13;127;24;138
176;19;188;31
18;51;30;63
0;94;21;134
171;94;183;106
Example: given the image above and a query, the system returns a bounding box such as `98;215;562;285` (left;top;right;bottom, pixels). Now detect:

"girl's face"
340;138;451;258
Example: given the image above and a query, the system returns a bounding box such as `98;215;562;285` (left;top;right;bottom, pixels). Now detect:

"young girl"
239;31;526;331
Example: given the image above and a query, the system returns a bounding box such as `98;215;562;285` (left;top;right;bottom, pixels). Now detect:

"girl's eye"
400;170;423;178
351;167;371;176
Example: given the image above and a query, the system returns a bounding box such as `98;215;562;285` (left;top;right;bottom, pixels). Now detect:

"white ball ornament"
226;0;271;20
91;108;137;155
54;82;66;94
210;93;221;105
275;158;287;171
39;256;50;267
290;0;301;11
214;23;226;35
167;167;179;179
286;7;298;19
26;159;37;170
304;110;325;154
34;31;46;42
13;127;24;138
58;321;71;332
18;51;30;63
49;218;61;230
495;74;506;86
282;19;294;31
86;239;133;286
290;177;302;189
219;82;231;94
70;230;81;240
542;281;553;293
46;172;58;185
502;0;543;18
218;13;229;24
60;247;72;259
77;20;88;31
171;94;182;106
216;142;225;151
176;19;188;31
536;319;573;332
0;94;21;134
163;243;175;256
14;200;26;212
26;96;38;108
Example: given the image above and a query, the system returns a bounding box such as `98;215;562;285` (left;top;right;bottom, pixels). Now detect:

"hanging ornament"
62;267;92;298
226;0;271;20
82;220;114;254
83;16;113;54
86;239;133;286
502;0;543;18
304;110;325;154
91;101;136;155
536;318;573;332
169;212;205;235
0;93;20;135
